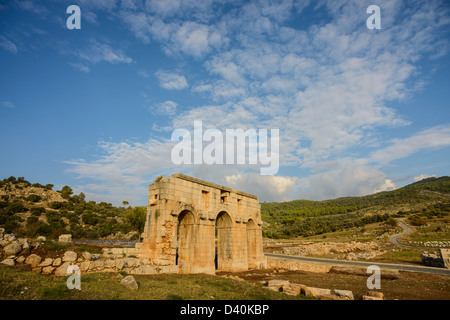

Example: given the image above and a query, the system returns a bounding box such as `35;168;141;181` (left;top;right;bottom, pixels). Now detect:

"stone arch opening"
176;210;196;273
215;211;233;271
246;219;258;269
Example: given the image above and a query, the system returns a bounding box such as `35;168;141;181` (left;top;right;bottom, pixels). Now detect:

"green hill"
0;176;146;240
261;176;450;238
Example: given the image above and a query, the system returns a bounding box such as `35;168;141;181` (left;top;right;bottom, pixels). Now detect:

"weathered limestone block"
363;295;383;300
52;258;62;267
25;254;42;268
304;286;332;298
80;261;91;272
42;266;55;275
58;234;72;243
104;259;116;269
333;289;354;300
115;259;125;270
367;291;384;299
54;262;71;276
39;258;54;267
90;260;104;270
283;283;305;296
62;251;77;262
121;275;139;290
267;279;290;292
82;251;92;261
124;257;138;268
439;249;450;269
3;241;22;256
1;258;15;266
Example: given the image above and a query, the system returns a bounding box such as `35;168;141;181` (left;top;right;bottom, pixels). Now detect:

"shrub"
31;207;45;216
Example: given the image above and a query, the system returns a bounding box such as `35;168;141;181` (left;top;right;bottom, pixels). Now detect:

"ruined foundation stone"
137;173;266;274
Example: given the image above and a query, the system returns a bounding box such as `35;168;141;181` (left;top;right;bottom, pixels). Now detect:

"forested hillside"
261;176;450;238
0;176;146;240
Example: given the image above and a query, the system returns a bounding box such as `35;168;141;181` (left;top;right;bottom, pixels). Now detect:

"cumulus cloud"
155;70;188;90
225;173;298;202
296;163;397;200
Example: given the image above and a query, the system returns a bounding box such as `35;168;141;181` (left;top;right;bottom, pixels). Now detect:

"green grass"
0;265;306;300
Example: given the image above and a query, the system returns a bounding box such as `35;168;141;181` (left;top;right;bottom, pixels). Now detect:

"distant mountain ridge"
261;176;450;238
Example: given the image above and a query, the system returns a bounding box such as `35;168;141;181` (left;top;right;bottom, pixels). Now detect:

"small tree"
125;207;147;240
60;186;73;199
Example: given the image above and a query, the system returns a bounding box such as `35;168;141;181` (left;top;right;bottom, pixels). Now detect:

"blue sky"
1;0;449;206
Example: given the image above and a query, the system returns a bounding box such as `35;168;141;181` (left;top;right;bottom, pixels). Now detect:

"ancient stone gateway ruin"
137;173;266;274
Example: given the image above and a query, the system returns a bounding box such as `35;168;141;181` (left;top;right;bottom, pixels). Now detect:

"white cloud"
370;126;450;165
0;36;18;53
69;62;90;73
155;70;188;90
225;173;298;202
414;174;437;182
152;100;178;116
77;40;132;65
1;101;15;109
296;163;397;200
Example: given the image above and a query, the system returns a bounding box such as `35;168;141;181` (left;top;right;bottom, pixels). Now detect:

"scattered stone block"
363;295;383;300
304;286;332;298
440;249;450;269
121;275;139;290
333;289;354;300
283;283;305;296
58;234;72;243
367;291;384;299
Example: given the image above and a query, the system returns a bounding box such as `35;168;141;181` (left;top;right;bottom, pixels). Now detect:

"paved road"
265;253;450;276
389;219;416;247
389;219;444;249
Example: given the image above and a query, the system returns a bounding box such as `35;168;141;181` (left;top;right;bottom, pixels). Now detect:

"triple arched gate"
139;173;265;274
